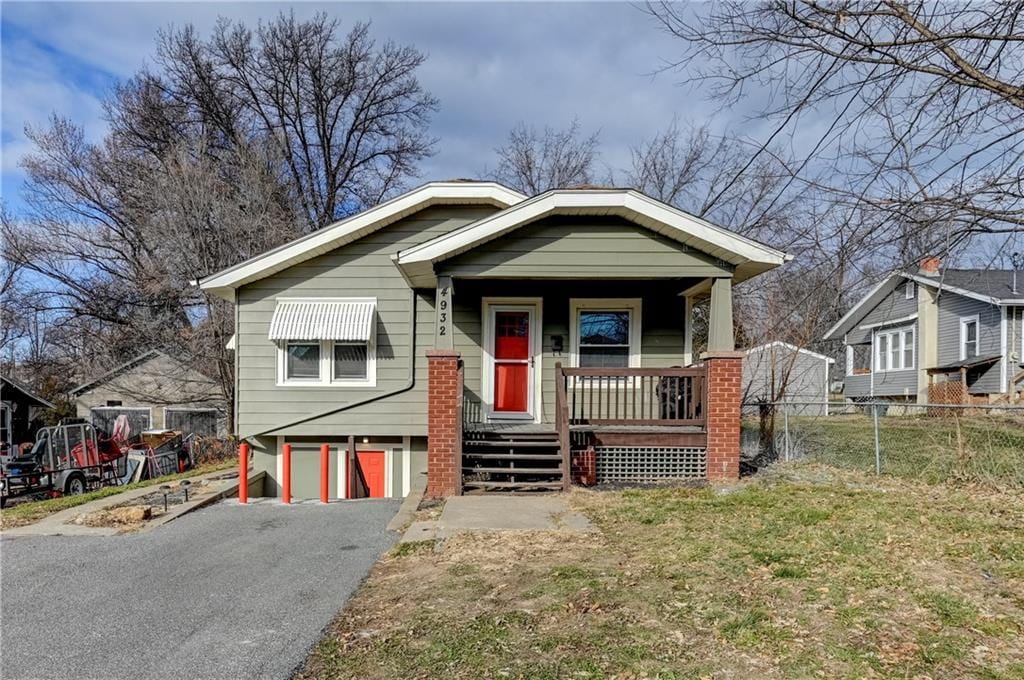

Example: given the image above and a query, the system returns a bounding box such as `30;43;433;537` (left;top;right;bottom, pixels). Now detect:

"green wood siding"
438;216;732;279
235;206;497;438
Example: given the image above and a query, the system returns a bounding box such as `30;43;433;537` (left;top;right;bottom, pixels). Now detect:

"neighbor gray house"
824;259;1024;403
199;181;789;499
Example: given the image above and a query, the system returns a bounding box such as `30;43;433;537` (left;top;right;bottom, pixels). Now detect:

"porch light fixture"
362;437;369;444
551;335;564;353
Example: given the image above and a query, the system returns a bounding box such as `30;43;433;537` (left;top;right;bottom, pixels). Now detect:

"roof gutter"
247;289;419;439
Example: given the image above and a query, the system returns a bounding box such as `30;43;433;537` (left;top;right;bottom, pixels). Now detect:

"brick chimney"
919;256;941;277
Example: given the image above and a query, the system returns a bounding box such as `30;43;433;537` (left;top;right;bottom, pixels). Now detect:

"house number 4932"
438;287;450;336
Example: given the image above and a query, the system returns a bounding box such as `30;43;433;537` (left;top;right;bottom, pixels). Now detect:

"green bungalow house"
199;181;789;499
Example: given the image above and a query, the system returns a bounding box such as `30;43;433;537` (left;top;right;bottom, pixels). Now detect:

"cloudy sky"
0;2;770;214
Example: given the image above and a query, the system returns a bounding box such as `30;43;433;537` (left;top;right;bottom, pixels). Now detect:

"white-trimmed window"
277;338;376;387
960;315;979;360
905;281;916;300
569;299;642;368
271;297;377;387
874;325;915;372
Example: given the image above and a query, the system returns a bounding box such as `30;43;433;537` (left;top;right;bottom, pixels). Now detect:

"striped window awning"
268;300;376;342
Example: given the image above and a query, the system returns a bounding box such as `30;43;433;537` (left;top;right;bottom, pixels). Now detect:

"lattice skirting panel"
594;447;707;483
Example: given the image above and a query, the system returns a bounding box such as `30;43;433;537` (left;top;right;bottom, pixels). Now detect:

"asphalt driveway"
1;499;400;680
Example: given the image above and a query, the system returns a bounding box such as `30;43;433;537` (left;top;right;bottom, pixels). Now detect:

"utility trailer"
0;421;125;508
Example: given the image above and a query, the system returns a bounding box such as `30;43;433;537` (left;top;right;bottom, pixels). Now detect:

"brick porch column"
703;351;744;480
426;349;462;498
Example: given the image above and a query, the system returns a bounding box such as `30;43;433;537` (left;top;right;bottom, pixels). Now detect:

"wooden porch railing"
555;364;707;427
554;363;707;492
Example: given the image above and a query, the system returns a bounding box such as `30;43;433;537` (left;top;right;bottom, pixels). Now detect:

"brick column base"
426;350;462;498
703;351;744;481
571;448;597;486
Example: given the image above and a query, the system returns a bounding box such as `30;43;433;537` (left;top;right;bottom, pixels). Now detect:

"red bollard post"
238;442;249;504
282;444;292;505
320;444;330;504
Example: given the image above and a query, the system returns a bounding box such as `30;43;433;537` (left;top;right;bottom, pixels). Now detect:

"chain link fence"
742;401;1024;487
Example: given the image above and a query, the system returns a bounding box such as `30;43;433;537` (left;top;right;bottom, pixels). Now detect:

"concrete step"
463;466;563;475
462;452;562;460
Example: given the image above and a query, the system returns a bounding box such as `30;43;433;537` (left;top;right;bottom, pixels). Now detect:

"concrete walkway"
402;494;595;542
1;499;399;680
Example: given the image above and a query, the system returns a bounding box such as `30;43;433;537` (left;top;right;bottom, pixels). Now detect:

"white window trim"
959;314;980;361
872;324;915;372
275;334;377;388
480;297;544;423
905;281;916;300
568;298;642;369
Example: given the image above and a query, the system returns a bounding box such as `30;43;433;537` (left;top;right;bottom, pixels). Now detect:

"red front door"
353;451;386;498
493;309;532;413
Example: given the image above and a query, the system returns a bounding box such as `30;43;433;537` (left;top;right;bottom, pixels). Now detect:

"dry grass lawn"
300;465;1024;679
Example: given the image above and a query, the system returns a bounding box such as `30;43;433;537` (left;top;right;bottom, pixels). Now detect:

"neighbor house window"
569;299;641;368
960;316;979;360
847;344;871;375
874;326;915;371
105;400;122;407
905;281;916;300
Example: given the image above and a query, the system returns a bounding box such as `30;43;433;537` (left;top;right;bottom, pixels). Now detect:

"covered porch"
436;274;736;493
394;188;787;495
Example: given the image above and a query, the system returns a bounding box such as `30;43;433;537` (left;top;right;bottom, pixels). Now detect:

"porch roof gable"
395;189;791;286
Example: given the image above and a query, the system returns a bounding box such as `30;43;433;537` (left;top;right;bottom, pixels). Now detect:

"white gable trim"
745;341;835;364
902;272;1001;305
858;313;918;330
197;182;525;300
396;189;789;280
823;274;903;341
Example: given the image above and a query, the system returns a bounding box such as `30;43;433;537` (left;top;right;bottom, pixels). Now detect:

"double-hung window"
874;325;915;372
960;316;979;360
569;299;642;368
271;298;377;387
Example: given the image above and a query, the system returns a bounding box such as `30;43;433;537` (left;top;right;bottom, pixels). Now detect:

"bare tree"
625;119;813;245
491;119;601;194
4;13;440;430
3;120;302;429
153;13;438;229
646;1;1024;252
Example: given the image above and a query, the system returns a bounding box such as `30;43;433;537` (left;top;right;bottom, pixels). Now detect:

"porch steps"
464;452;562;460
462;466;563;475
459;440;556;448
462;480;564;492
462;429;565;493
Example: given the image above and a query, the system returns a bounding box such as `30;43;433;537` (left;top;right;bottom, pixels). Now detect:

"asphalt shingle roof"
909;268;1024;301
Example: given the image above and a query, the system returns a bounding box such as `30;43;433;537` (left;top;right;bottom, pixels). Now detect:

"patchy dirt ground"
299;464;1024;679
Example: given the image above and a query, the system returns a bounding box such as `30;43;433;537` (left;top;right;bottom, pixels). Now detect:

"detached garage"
743;341;835;415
